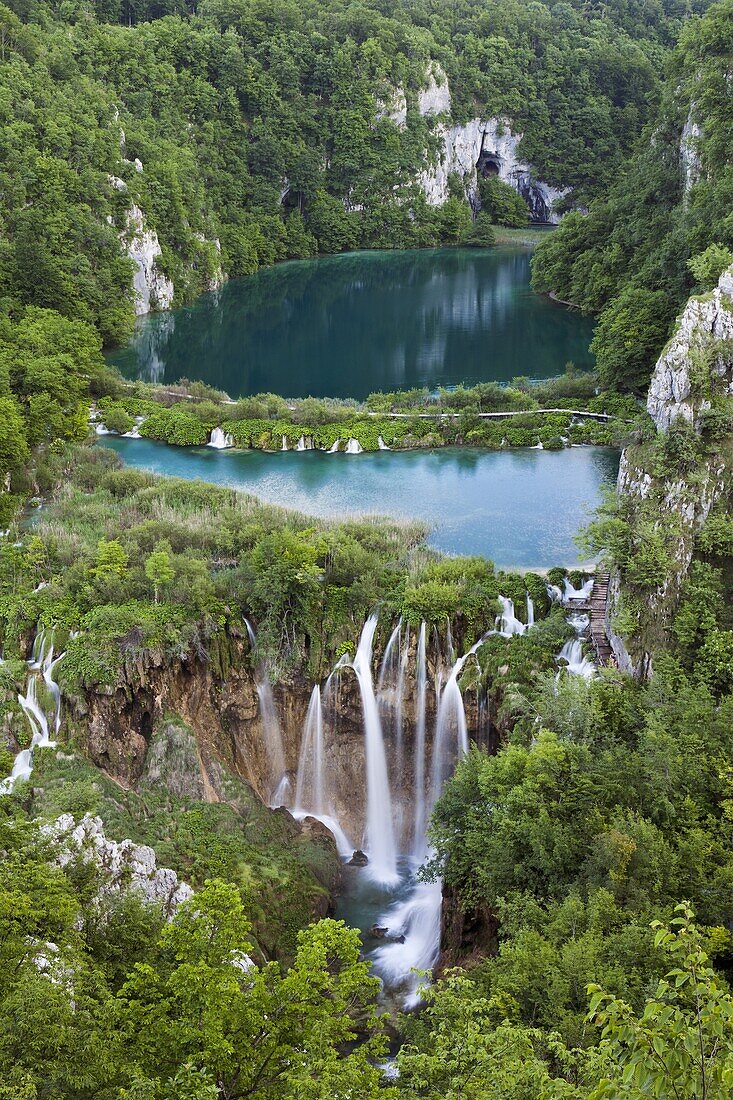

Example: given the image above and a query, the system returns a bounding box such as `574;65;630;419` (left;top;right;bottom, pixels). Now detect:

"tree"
587;905;733;1098
93;539;129;579
145;541;175;603
466;213;497;248
590;287;670;393
0;395;29;482
478;178;528;227
688;244;733;291
437;198;473;243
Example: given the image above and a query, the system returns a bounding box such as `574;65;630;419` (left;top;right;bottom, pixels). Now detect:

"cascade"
496;595;526;636
327;439;341;453
294;686;325;814
244;619;288;802
377;619;407;799
296;435;306;451
207;427;234;449
1;631;63;795
350;615;398;884
377;436;390;450
281;435;288;451
411;622;428;860
345;438;363;454
526;593;535;628
547;583;563;603
557;638;595;679
563;577;593;603
431;652;470;798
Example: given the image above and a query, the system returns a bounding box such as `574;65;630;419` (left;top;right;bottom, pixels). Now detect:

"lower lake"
99;437;619;567
107;247;595;400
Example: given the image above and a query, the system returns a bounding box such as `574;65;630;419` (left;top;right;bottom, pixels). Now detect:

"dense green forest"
532;0;733;392
2;0;733;1096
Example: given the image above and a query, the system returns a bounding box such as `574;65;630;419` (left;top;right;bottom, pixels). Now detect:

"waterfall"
496;595;526;636
547;583;563;603
345;438;363;454
208;428;234;449
1;631;63;795
350;615;398;884
557;638;595;679
563;577;594;603
244;619;288;803
294;686;325;814
412;622;428;860
377;436;390;450
296;435;306;451
526;593;535;628
371;880;443;1008
327;439;341;453
431;655;469;799
281;435;288;451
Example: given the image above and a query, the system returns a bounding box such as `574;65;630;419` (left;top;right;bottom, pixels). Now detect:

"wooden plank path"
588;573;616;668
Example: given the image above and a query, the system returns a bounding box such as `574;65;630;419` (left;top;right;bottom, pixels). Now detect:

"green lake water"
99;438;618;567
108;248;595;400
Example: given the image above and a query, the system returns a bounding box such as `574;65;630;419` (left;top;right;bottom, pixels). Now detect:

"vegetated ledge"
93;373;640;453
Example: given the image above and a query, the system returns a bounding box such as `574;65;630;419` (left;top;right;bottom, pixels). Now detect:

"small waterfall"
245;619;288;803
351;615;398;884
327;439;341;453
345;438;363;454
122;426;141;439
377;436;390;450
412;622;428;860
281;435;288;451
563;577;594;603
496;595;526;637
296;435;306;451
526;593;535;629
1;631;63;795
547;583;563;603
294;686;325;814
557;638;595;679
207;427;234;449
431;654;469;799
371;879;443;1008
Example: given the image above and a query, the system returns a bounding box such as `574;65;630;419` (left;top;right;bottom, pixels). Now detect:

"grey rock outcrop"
647;264;733;432
45;813;193;916
125;202;175;316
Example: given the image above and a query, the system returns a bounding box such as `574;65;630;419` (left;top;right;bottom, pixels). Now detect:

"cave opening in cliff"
476;150;501;178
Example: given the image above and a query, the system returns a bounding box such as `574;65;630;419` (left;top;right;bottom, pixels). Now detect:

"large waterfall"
351;615;398;885
411;622;428;860
245;619;288;804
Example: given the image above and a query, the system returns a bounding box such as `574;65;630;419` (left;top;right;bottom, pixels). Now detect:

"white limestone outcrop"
45;813;193;917
125;202;175;316
647;264;733;432
680;108;702;194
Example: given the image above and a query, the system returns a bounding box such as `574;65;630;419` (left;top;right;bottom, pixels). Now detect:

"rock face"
125;202;175;316
680;107;702;195
647;265;733;432
416;64;566;222
609;264;733;676
45;813;193;916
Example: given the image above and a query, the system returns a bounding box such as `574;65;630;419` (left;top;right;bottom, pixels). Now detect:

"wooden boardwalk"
588;573;616;667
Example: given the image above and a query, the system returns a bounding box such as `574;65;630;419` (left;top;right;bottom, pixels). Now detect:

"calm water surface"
108;248;595;400
100;437;618;567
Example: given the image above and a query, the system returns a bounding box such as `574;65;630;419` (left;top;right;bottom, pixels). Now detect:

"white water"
377;436;390;450
294;686;325;814
327;439;341;453
547;583;563;603
345;438;363;454
371;879;443;1008
497;595;526;637
1;632;63;795
412;623;428;860
557;638;595;679
563;577;594;603
281;435;288;451
208;427;234;449
296;435;306;451
526;593;535;628
350;615;398;884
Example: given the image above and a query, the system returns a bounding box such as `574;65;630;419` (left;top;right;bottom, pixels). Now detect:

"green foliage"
590;287;670;394
465;212;497;248
688;242;733;290
478;177;529;228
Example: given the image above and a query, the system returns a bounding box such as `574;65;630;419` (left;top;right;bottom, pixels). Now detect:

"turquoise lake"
99;438;618;567
108;248;595;400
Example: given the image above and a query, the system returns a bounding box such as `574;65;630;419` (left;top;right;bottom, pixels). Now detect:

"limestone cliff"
415;63;567;222
608;265;733;675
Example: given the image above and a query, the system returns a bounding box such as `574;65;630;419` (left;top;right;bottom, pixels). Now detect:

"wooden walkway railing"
588;573;616;667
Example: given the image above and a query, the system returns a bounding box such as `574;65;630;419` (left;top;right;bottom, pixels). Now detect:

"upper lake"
108;247;595;400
